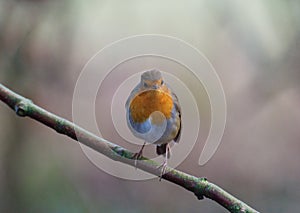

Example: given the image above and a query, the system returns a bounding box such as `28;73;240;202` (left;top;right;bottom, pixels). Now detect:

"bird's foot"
156;143;170;181
132;142;146;168
157;160;168;181
132;150;143;168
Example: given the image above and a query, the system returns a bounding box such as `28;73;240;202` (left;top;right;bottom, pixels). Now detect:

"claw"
132;141;146;169
157;161;167;181
157;144;170;181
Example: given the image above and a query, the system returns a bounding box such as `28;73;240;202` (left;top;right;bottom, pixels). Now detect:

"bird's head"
141;70;164;90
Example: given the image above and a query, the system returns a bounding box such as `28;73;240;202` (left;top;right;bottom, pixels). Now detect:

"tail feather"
156;144;170;158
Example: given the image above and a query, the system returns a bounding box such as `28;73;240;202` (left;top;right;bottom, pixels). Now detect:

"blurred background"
1;0;300;212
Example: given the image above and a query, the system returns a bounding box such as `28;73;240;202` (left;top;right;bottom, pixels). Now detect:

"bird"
125;69;181;179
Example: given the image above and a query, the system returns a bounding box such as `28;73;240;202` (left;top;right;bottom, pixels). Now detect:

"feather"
156;144;171;158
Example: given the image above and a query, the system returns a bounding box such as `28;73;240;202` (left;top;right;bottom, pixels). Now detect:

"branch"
0;83;259;213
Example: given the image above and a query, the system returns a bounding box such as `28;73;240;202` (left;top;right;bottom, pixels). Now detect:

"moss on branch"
0;83;259;213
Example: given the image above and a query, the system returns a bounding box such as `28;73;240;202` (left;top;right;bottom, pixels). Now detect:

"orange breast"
130;90;173;123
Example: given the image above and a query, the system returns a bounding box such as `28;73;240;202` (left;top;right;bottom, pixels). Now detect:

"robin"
125;69;181;178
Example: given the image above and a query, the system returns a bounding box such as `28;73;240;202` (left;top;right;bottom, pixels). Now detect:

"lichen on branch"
0;83;259;213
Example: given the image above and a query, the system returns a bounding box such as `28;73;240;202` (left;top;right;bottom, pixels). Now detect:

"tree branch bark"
0;83;259;213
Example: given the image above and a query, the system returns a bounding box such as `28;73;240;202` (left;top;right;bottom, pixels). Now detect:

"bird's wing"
172;92;182;143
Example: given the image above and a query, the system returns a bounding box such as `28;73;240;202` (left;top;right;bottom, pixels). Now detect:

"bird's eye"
161;80;164;85
143;82;148;87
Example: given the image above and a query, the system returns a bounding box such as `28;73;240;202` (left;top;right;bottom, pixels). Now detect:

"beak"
152;84;159;89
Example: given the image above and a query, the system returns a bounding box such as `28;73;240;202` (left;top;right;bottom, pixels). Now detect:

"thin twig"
0;83;259;213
